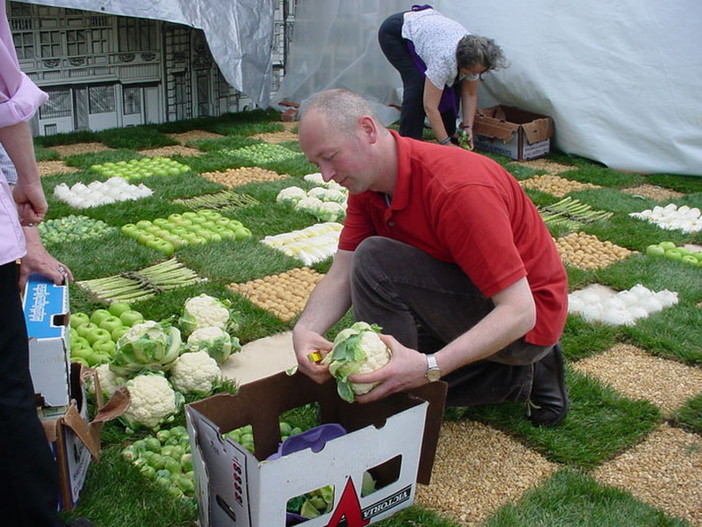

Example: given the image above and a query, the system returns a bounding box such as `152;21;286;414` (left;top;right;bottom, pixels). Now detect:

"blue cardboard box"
22;273;71;407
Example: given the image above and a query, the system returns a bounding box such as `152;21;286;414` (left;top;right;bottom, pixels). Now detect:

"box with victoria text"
473;105;555;161
186;371;447;527
22;273;71;408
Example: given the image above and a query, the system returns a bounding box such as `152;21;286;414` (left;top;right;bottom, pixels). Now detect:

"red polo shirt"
338;131;568;346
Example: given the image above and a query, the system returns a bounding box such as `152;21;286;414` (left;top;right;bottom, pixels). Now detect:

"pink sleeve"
0;6;48;127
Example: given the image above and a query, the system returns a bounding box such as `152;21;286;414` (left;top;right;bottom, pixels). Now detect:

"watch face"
426;368;441;382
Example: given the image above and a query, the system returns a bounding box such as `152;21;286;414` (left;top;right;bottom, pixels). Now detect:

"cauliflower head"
322;322;391;402
276;186;307;205
93;363;127;399
179;294;236;336
169;351;221;396
294;196;324;214
186;326;240;364
121;373;183;431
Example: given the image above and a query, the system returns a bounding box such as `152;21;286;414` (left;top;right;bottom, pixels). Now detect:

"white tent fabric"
21;0;275;107
276;1;702;176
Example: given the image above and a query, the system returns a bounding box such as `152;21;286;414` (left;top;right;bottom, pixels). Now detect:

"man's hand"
292;326;333;384
13;178;48;226
350;334;428;403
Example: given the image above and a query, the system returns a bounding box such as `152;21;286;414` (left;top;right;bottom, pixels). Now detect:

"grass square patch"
415;420;558;526
455;368;661;468
593;424;702;526
572;343;702;415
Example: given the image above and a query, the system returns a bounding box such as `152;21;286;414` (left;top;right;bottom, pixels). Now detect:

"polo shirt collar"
388;129;411;210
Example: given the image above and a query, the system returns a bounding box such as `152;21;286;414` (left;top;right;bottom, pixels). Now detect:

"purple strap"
405;40;459;117
411;4;433;11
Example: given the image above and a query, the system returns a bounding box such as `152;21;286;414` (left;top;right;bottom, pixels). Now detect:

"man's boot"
527;342;569;427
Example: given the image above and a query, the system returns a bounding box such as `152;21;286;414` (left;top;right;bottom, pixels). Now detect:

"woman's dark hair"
456;35;508;72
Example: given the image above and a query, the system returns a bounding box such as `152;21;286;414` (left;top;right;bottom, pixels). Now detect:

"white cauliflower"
303;172;325;186
322;322;391;402
186;326;240;364
294;196;324;214
169;351;221;396
276;186;307;205
93;363;127;399
316;201;345;222
121;373;183;431
179;294;233;336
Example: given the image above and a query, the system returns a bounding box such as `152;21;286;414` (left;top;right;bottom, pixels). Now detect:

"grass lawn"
29;110;702;527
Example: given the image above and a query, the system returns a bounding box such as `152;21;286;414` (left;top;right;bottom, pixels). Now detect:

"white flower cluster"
568;284;678;326
261;222;342;265
629;204;702;233
54;177;153;209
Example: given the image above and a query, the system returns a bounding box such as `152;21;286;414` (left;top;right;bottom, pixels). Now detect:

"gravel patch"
227;267;323;322
138;145;202;157
200;166;286;187
167;130;224;143
519;174;601;197
622;184;685;201
593;424;702;526
250;130;299;144
511;159;574;175
572;344;702;416
415;420;558;526
37;160;79;177
48;142;112;157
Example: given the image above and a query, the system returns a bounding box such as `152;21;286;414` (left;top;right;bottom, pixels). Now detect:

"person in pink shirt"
1;3;89;526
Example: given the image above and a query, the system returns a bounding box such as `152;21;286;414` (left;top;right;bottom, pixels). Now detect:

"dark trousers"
350;237;551;407
378;12;458;139
0;262;65;527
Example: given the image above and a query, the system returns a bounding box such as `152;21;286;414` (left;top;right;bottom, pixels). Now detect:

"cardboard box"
23;273;71;407
41;363;129;510
473;105;555;161
186;371;446;527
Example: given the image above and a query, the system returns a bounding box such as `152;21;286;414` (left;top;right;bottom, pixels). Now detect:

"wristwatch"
425;353;442;382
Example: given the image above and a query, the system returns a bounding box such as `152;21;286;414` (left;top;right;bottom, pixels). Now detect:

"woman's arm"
422;78;452;143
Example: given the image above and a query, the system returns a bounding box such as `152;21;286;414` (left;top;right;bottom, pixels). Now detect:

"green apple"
71;335;91;351
664;249;683;261
681;255;698;266
121;223;140;236
76;322;99;339
85;327;113;345
646;244;665;257
92;339;116;356
111;325;130;341
136;220;153;230
90;309;112;326
71;346;93;361
659;241;677;251
108;302;132;317
69;312;91;329
234;227;252;241
120;310;144;327
99;315;124;333
151;239;175;255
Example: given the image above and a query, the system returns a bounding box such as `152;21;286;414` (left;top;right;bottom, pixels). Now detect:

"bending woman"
378;6;507;147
